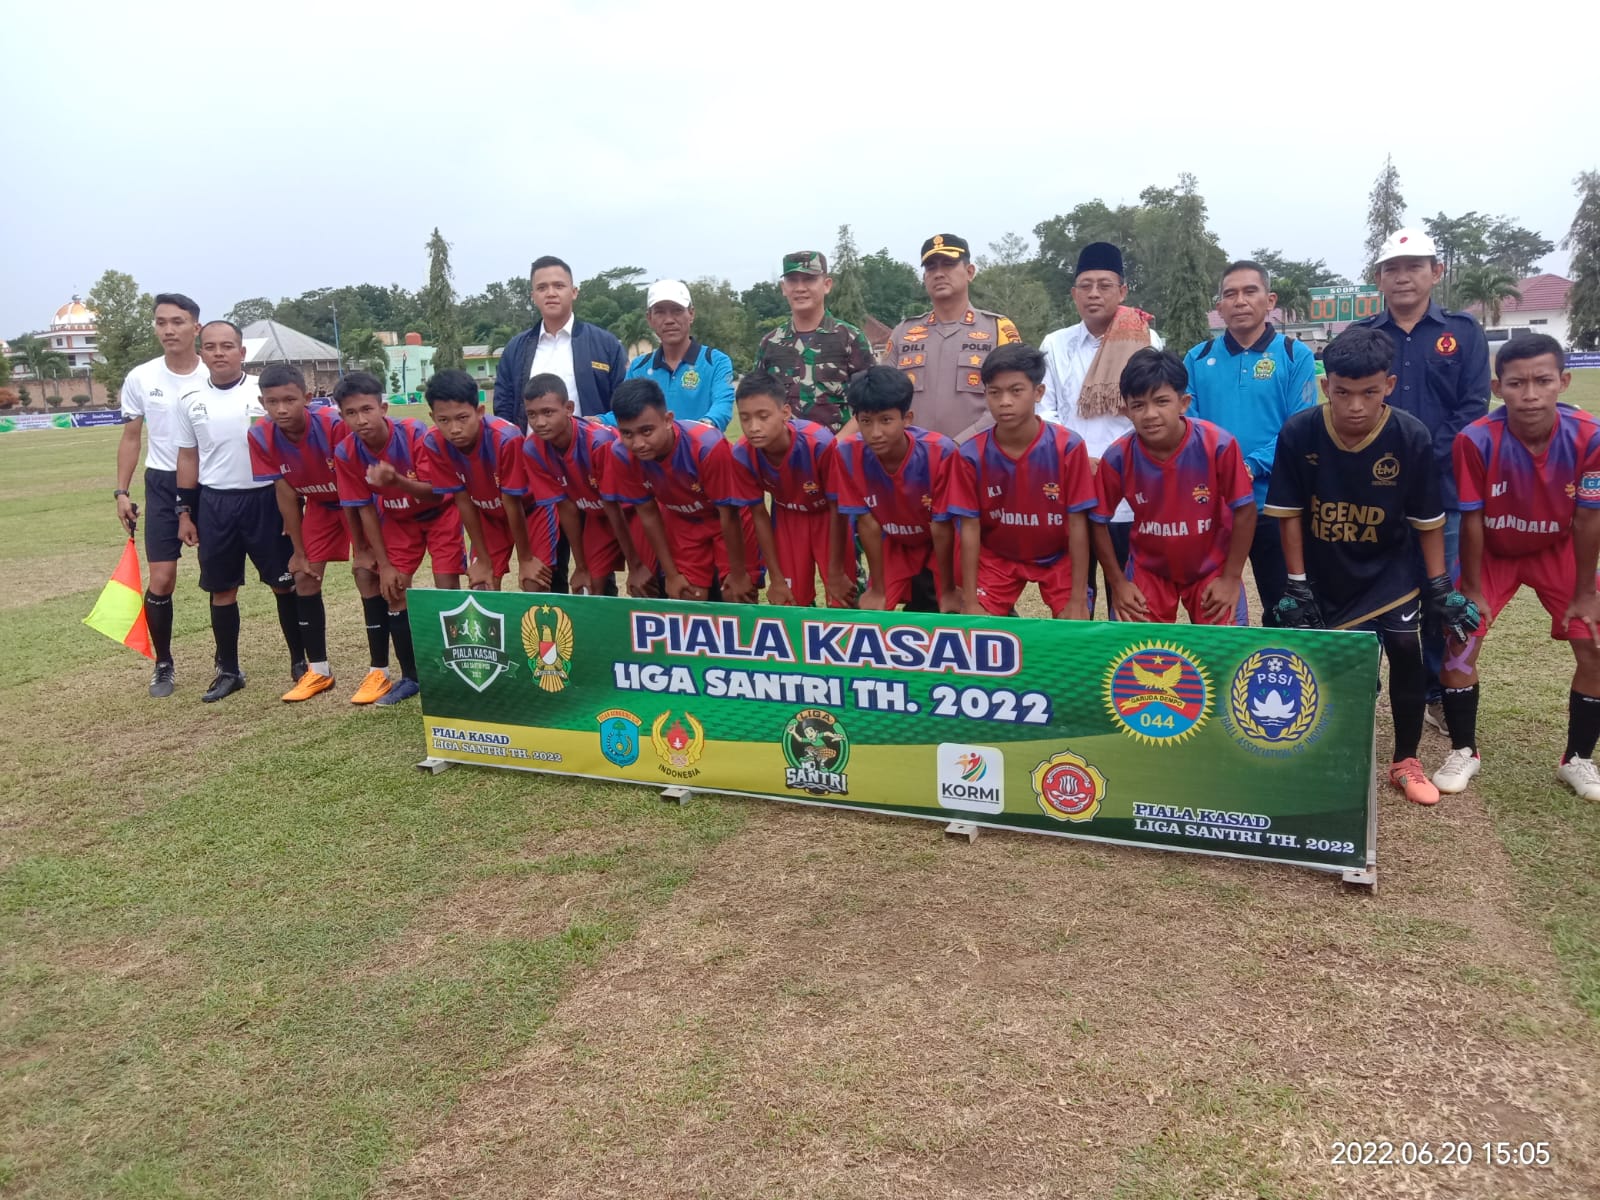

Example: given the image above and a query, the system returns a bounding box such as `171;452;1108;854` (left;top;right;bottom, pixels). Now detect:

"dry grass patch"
380;795;1599;1200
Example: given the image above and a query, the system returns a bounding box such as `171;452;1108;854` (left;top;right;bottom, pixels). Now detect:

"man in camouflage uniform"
881;234;1022;442
752;250;875;433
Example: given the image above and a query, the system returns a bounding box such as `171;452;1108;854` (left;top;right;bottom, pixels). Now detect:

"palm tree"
341;328;391;379
1271;275;1314;325
1454;265;1522;328
13;337;70;396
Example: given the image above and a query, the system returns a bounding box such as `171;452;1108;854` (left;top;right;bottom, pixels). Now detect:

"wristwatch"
113;488;130;498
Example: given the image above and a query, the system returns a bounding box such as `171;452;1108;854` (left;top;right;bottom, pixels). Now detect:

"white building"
45;296;100;369
1464;274;1574;351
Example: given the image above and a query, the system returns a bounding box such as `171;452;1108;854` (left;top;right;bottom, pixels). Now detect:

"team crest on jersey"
921;493;933;510
1436;333;1458;356
682;368;700;389
803;480;821;495
1031;749;1106;822
1223;649;1324;757
1566;481;1577;498
652;711;706;778
1104;642;1212;745
1253;358;1276;380
783;708;850;795
325;456;336;472
439;595;516;693
1372;453;1400;484
520;604;574;693
596;708;642;767
689;480;703;493
1043;482;1061;500
1192;484;1211;503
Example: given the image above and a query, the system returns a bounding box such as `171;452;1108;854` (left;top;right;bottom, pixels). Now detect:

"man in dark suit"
494;256;627;591
494;256;627;427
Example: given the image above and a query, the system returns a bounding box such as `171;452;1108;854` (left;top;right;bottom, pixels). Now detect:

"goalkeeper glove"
1274;579;1325;630
1427;574;1481;642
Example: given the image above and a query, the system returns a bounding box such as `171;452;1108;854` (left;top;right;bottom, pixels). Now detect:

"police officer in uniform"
881;235;1022;442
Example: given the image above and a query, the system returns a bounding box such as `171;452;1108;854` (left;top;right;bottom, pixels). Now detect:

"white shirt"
174;373;268;490
530;313;578;403
1039;322;1165;523
120;356;210;472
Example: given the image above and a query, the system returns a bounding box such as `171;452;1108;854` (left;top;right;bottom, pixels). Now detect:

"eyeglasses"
1073;280;1122;295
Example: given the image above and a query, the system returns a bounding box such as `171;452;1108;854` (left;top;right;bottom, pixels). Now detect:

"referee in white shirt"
114;293;209;696
174;321;303;702
1038;242;1164;617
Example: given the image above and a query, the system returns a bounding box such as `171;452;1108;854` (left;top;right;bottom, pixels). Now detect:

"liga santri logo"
1224;649;1325;757
782;709;850;796
935;744;1004;815
439;595;517;693
520;604;574;693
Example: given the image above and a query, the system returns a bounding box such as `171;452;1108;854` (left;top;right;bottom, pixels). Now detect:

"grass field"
3;381;1599;1198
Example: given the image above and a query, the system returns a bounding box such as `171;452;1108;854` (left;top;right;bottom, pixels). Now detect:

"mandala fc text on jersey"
334;418;437;516
729;418;837;514
831;427;958;545
600;420;739;521
248;406;346;503
1455;404;1600;558
945;422;1096;565
1094;418;1255;584
1265;406;1444;627
422;416;533;513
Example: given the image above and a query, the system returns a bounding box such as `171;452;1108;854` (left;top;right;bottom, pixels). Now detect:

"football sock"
146;591;174;664
1443;685;1479;752
1384;630;1426;762
389;609;417;680
296;593;328;667
1563;691;1600;763
362;595;390;669
275;591;305;664
211;602;241;675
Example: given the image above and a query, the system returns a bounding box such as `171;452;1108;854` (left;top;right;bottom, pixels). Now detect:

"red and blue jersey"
422;416;537;520
248;407;346;505
729;418;836;512
1456;404;1600;558
521;416;618;516
600;420;738;524
1096;417;1254;584
831;426;957;547
946;421;1096;565
334;417;439;519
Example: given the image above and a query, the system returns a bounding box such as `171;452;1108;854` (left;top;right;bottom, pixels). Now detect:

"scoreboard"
1308;285;1383;323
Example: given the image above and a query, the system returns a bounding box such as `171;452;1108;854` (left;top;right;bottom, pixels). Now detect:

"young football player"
333;372;465;706
600;378;757;602
946;343;1095;618
728;373;854;607
1093;348;1256;624
832;366;959;612
1265;327;1479;806
1435;334;1600;799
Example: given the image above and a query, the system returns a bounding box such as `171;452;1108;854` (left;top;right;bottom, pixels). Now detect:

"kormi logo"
936;743;1004;815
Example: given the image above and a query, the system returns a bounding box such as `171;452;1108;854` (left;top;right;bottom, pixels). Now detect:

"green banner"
409;591;1381;878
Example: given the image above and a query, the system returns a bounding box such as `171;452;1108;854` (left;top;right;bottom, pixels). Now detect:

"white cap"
646;279;693;309
1375;227;1438;265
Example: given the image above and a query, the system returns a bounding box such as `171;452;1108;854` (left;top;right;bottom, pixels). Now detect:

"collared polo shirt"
1184;324;1318;509
623;339;735;429
1352;300;1490;509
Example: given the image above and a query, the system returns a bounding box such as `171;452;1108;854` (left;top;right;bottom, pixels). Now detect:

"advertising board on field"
408;591;1382;883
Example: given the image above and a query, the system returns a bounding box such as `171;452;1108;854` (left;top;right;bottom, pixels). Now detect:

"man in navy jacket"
494;256;627;428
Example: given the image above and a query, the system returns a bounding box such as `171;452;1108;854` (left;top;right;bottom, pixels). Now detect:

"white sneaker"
1433;747;1480;793
1556;756;1600;801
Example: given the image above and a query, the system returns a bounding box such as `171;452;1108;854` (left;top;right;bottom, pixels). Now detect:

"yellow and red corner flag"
84;537;154;659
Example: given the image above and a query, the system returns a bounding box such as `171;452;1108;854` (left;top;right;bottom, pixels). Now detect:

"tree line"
7;166;1597;405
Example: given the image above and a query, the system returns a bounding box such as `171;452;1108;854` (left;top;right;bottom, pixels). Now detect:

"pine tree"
1564;171;1600;351
829;224;869;329
1363;154;1407;277
424;228;463;370
1160;175;1215;352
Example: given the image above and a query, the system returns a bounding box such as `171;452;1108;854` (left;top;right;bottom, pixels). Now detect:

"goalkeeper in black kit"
1263;327;1480;808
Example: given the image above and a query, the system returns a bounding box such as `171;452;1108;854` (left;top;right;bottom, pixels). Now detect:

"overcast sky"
4;0;1595;337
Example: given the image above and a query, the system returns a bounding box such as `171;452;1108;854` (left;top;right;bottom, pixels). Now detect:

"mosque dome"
52;296;96;328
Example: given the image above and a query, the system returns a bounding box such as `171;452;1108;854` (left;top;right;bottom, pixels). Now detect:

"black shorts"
197;485;293;593
1329;588;1422;635
144;468;184;563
